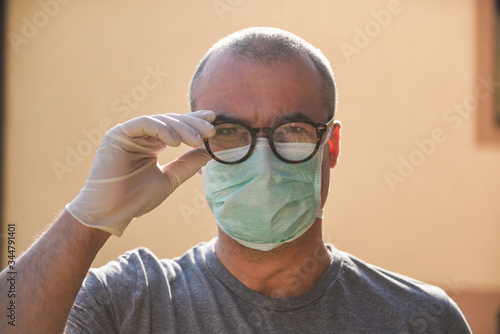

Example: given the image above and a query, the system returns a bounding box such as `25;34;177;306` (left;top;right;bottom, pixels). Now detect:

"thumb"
162;148;212;189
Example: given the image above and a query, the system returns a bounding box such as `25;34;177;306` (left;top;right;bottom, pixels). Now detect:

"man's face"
194;51;334;206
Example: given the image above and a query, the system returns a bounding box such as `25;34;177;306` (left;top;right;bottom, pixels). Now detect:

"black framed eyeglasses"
203;118;334;164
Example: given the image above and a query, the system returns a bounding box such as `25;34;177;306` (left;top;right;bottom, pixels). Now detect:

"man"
1;27;471;333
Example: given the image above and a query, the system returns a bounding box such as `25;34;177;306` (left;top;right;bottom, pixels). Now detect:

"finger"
120;116;182;146
151;114;215;147
164;112;216;138
162;148;212;189
118;111;216;148
186;109;217;122
150;115;204;147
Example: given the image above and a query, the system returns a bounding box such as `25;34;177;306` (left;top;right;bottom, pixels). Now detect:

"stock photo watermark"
213;0;243;20
339;0;416;64
51;64;169;183
406;277;467;333
271;238;331;299
178;187;207;224
7;0;71;54
384;74;495;192
5;223;17;327
237;237;334;332
442;277;467;301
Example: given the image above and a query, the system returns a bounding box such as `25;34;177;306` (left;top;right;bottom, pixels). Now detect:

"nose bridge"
252;137;276;171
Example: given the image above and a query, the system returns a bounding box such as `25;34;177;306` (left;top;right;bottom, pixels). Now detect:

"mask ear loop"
320;127;334;148
315;127;333;221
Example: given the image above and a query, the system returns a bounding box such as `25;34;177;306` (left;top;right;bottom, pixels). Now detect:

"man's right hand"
66;110;216;236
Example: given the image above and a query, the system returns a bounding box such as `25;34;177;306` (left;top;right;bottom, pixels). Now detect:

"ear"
327;121;341;168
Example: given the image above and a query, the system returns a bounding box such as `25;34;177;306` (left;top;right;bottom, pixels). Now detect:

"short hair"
189;27;337;118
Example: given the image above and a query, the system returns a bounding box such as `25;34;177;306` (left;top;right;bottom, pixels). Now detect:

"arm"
0;210;110;333
0;110;215;333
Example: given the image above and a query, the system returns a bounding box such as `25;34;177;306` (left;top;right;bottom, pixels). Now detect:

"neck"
214;220;331;299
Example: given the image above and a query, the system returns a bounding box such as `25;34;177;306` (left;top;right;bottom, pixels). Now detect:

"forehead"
193;51;328;126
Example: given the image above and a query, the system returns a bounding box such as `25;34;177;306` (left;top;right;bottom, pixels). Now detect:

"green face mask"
202;138;324;251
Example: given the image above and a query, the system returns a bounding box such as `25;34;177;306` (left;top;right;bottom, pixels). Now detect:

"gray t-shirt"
65;240;471;333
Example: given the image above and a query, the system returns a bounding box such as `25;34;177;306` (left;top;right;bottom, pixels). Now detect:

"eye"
287;126;306;133
216;127;239;136
274;122;316;143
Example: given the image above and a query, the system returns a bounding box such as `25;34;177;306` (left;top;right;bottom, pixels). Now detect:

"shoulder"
337;249;444;299
87;247;161;285
330;247;471;333
67;242;216;332
88;242;212;286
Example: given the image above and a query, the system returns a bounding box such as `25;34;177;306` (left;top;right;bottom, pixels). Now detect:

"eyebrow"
274;112;313;123
214;111;314;125
214;114;245;123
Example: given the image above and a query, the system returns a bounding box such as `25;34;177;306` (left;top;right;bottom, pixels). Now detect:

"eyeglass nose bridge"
249;126;273;139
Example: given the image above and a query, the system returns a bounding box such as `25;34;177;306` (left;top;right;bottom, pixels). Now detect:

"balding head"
189;27;337;118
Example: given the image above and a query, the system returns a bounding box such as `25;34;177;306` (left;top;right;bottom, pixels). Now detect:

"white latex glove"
65;110;216;236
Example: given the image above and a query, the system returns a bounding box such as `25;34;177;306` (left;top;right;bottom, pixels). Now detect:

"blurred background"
2;0;500;332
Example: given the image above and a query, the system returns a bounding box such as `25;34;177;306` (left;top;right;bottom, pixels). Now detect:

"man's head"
194;27;341;252
189;27;337;119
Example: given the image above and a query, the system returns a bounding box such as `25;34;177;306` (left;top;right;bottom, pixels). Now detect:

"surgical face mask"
202;138;326;251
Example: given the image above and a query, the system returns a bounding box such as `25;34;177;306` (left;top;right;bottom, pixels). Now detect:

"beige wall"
4;0;500;298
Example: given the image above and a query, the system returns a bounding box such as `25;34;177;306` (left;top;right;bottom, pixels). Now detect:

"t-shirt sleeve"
64;248;170;333
407;285;472;334
404;285;472;333
65;270;119;334
64;249;148;333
